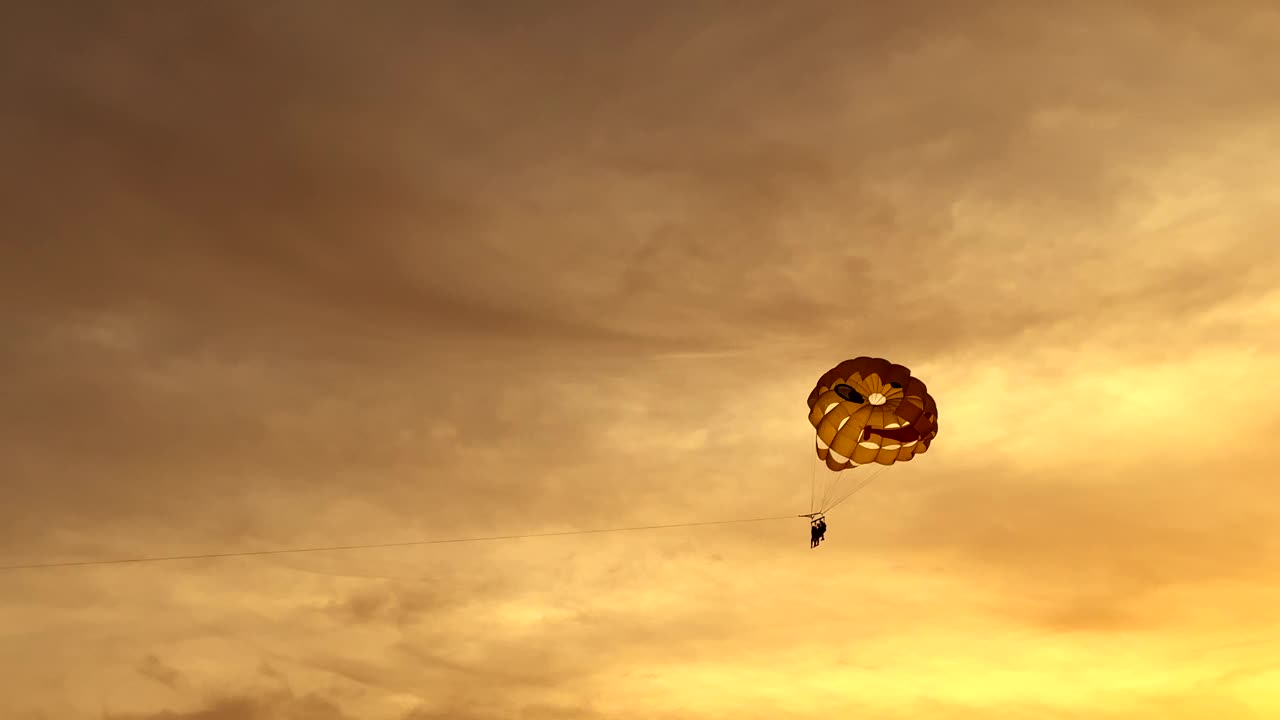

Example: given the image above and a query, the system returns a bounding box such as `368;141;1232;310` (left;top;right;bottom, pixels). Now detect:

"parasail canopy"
805;356;939;514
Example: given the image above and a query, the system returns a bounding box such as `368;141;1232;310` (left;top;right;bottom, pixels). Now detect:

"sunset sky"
4;2;1280;718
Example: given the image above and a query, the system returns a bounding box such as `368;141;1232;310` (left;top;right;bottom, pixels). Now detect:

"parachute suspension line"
824;463;891;513
818;463;838;514
826;466;884;513
813;439;837;516
824;463;843;512
819;450;829;512
819;453;837;514
809;435;819;516
816;448;851;514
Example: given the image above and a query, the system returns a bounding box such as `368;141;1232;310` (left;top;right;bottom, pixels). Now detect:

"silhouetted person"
815;518;827;544
810;521;820;548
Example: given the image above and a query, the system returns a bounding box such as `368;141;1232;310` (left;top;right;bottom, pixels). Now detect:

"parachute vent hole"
834;384;864;404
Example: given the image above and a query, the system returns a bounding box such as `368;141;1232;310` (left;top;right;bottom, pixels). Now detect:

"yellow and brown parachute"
805;356;938;513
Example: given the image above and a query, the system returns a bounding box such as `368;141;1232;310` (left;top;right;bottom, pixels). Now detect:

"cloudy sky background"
3;2;1280;718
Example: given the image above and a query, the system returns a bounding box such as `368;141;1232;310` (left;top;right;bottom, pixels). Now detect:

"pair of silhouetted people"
810;517;827;548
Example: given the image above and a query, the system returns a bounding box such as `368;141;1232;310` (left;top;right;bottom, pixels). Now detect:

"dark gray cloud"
137;655;187;691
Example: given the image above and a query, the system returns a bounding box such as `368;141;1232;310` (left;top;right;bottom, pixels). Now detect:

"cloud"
103;690;356;720
4;2;1280;719
137;655;186;691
